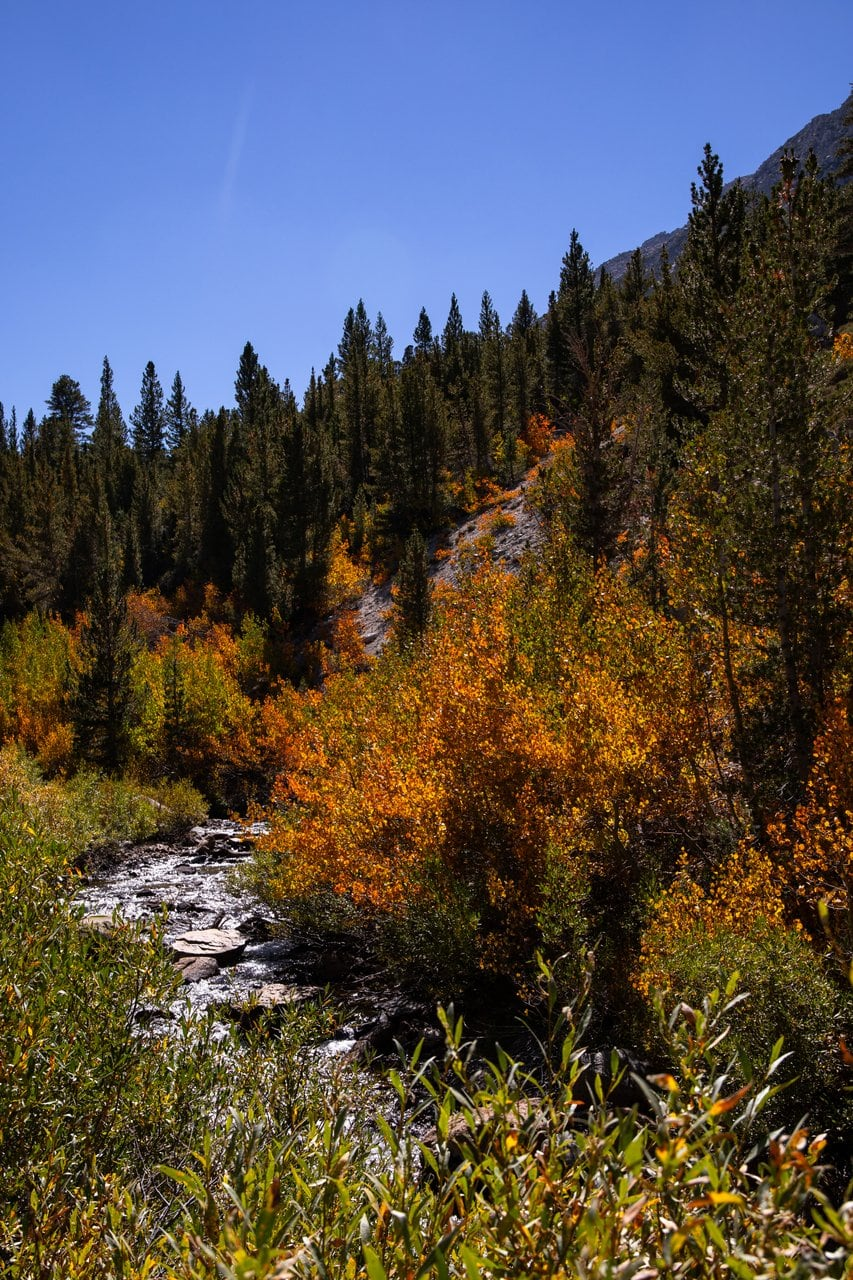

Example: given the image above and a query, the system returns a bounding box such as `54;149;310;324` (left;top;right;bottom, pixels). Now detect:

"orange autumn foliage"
328;609;369;670
766;701;853;957
255;552;712;970
0;613;78;772
523;413;554;460
634;845;787;1000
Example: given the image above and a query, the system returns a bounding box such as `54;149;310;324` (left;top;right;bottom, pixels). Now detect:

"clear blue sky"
1;1;850;423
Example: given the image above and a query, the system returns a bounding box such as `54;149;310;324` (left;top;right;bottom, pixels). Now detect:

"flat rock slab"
221;983;322;1026
171;928;247;965
174;955;220;983
253;982;321;1010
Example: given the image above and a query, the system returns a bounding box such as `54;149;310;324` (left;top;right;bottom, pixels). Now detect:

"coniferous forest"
2;98;853;1276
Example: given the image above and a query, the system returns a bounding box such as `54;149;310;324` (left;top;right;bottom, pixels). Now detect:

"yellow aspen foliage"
324;525;369;609
0;612;78;772
635;844;787;999
766;701;853;956
833;331;853;362
522;412;554;459
256;551;713;972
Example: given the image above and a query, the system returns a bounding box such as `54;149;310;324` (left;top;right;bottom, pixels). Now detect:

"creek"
77;819;451;1066
78;819;359;1052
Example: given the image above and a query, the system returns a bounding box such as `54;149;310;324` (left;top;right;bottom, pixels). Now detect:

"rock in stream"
78;819;349;1042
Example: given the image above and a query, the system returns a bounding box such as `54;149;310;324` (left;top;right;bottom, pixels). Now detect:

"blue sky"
1;1;851;423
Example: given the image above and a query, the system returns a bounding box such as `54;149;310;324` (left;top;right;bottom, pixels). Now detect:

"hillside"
356;466;545;656
599;92;851;281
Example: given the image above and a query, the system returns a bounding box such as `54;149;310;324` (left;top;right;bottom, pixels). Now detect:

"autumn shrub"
833;330;853;361
766;700;853;963
129;623;260;802
523;411;554;459
0;611;77;770
2;764;852;1277
253;542;715;994
0;743;206;852
480;507;516;535
0;780;333;1278
635;844;853;1142
111;972;853;1278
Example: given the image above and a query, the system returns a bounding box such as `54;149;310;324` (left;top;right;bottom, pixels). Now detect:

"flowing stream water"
78;819;358;1053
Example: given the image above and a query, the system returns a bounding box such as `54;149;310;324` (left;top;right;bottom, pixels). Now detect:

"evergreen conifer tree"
73;530;138;771
130;361;166;460
165;371;195;452
394;526;431;647
91;357;129;515
43;375;92;458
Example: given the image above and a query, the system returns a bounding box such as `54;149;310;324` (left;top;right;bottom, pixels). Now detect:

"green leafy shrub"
639;911;853;1143
0;743;206;850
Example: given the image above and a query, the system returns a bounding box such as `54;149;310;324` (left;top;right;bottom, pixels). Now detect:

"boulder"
235;915;274;942
171;928;247;965
256;981;320;1008
174;955;219;983
79;913;120;937
219;982;322;1029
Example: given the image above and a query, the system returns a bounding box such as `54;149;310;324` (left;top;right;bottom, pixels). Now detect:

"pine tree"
397;341;446;522
830;85;853;326
413;307;434;356
674;144;746;426
372;313;394;379
556;229;596;415
479;291;510;479
198;408;233;591
558;229;595;338
441;294;476;478
91;356;129;515
670;151;847;804
235;342;260;423
226;362;286;615
43;375;92;459
165;370;195;452
337;301;377;500
394;526;431;647
130;360;166;460
73;531;138;771
509;289;544;441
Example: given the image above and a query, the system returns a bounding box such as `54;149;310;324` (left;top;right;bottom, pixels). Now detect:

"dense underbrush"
1;766;852;1277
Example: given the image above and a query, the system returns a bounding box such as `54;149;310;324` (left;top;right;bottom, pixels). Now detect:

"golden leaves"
258;556;710;972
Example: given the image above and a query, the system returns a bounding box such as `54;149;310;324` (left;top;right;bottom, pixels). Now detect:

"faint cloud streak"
219;87;253;224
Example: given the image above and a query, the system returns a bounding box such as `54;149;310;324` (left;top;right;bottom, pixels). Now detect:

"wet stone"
79;913;121;936
174;955;220;983
236;915;273;942
221;982;322;1027
171;928;247;965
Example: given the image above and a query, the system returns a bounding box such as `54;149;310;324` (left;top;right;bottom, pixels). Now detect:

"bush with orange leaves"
766;700;853;964
634;839;853;1138
522;412;554;460
0;612;78;774
635;845;787;1002
253;539;713;985
833;330;853;362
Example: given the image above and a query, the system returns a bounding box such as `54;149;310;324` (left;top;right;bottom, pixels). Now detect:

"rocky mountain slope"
357;470;546;656
599;92;851;282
